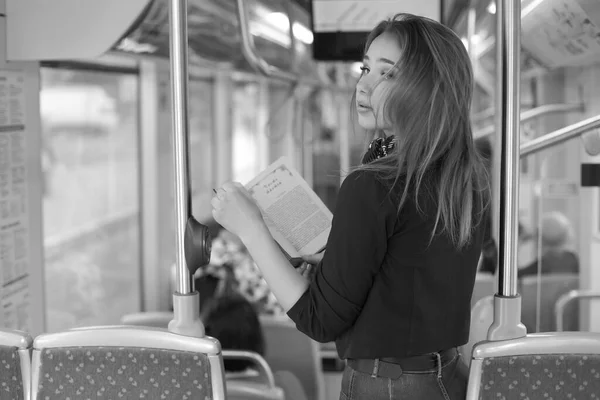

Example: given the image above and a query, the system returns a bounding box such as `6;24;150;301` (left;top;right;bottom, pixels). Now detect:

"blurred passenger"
211;14;489;399
518;211;579;278
203;293;266;372
478;221;530;275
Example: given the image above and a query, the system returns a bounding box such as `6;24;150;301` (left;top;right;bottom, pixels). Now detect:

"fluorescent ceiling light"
264;12;314;45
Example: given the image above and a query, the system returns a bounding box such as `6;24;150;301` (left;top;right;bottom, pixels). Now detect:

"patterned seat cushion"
479;354;600;400
36;346;213;399
0;346;24;400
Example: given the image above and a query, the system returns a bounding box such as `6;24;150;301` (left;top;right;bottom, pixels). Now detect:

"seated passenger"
203;293;266;373
518;211;579;278
478;222;528;275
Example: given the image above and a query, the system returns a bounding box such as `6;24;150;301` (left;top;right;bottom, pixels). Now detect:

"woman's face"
355;33;402;132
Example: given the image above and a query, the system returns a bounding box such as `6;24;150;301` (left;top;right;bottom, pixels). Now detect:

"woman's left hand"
211;182;266;241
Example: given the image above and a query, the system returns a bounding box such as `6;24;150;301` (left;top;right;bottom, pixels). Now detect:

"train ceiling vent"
6;0;313;74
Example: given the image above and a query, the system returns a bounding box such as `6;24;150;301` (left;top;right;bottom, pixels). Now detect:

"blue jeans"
339;349;467;400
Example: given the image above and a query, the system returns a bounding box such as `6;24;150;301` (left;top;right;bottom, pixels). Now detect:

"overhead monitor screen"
311;0;442;61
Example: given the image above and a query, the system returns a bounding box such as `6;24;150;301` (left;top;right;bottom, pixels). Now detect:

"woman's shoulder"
342;169;405;192
339;170;393;200
338;170;408;215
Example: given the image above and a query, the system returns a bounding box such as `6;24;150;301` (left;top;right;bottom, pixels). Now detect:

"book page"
246;157;333;259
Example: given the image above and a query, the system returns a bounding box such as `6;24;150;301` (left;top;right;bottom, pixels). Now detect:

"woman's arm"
212;173;395;342
239;224;311;312
211;182;311;310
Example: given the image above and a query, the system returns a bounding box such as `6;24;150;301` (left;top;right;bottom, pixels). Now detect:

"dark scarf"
361;135;396;164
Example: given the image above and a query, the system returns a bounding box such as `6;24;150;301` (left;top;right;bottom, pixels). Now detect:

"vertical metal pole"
466;7;476;57
496;0;521;297
169;0;192;295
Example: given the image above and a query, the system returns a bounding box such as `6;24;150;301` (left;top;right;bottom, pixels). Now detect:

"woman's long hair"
354;14;489;249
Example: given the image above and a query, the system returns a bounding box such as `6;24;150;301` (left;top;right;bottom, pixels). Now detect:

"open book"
245;157;333;260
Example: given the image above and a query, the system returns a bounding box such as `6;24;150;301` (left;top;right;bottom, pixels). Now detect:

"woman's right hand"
297;263;314;279
302;251;325;265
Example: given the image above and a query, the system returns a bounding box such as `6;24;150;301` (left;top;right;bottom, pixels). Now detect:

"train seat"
521;273;579;332
31;326;226;399
0;329;33;400
120;311;173;328
273;370;309;400
466;332;600;399
259;314;326;400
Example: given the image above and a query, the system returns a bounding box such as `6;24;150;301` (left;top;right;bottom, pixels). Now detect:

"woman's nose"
356;79;369;95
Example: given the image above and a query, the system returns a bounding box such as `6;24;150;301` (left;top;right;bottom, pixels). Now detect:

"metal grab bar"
221;350;277;388
170;0;193;296
236;0;297;82
472;107;495;124
474;103;584;139
235;0;352;92
520;114;600;157
555;290;600;332
495;0;521;300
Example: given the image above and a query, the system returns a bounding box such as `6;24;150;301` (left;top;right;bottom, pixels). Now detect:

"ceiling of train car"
114;0;317;74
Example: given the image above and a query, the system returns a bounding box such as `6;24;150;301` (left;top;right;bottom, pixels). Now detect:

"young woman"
211;13;489;400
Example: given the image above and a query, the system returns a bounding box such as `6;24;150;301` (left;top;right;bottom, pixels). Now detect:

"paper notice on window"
521;0;600;67
246;157;333;259
0;70;30;331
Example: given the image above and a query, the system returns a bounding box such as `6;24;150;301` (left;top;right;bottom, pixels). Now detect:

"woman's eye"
359;66;370;75
382;70;394;79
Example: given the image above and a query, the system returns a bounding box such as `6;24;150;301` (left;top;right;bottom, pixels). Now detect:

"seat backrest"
467;332;600;400
120;311;173;328
31;326;226;400
0;329;32;400
521;273;579;332
471;273;495;309
273;370;309;400
259;315;325;400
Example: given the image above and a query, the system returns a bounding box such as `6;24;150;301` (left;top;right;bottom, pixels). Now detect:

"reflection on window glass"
189;79;214;221
40;67;141;332
233;81;261;184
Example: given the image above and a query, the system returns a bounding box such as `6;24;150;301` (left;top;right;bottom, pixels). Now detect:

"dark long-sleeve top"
287;170;484;359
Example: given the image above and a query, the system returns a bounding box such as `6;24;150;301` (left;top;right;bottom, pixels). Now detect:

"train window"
40;66;141;332
189;78;215;221
233;81;262;184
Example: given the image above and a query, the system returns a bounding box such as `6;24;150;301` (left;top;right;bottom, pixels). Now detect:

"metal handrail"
235;0;352;92
474;103;584;139
555;290;600;332
520;114;600;157
170;0;193;295
494;0;521;300
221;350;277;387
236;0;297;82
472;107;495;124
